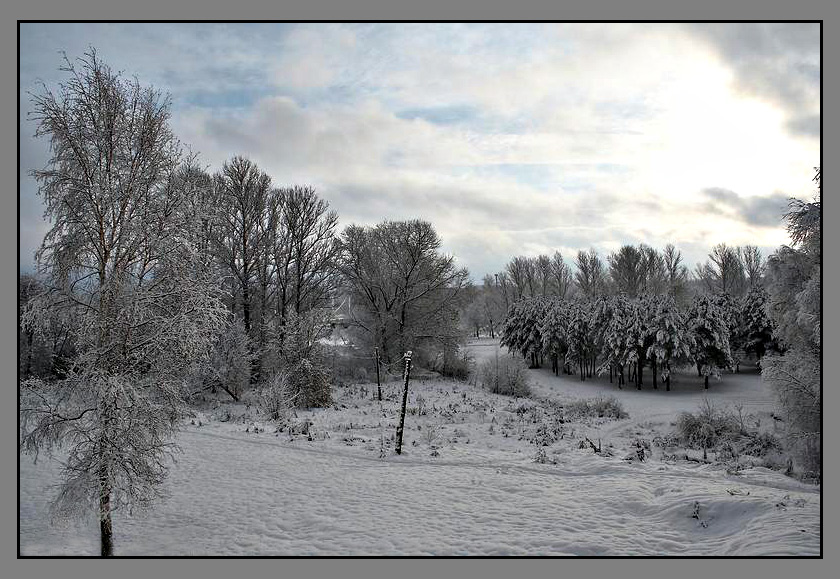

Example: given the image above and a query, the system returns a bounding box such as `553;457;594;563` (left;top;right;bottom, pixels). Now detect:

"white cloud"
19;23;819;278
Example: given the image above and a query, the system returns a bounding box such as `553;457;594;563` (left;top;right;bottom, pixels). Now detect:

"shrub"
203;319;254;400
269;310;333;408
327;352;375;385
740;431;783;458
257;371;295;422
565;396;628;420
675;400;740;454
478;353;531;397
436;349;473;381
287;358;332;408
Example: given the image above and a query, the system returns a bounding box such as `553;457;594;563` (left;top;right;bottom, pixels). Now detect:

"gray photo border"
3;1;834;578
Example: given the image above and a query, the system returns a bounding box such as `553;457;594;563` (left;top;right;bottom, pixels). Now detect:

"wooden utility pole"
395;351;412;455
375;347;382;401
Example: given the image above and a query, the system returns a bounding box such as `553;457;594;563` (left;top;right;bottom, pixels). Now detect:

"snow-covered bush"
740;431;783;458
205;319;254;401
270;309;333;408
286;358;332;408
478;353;531;397
675;401;740;458
258;371;295;422
565;396;628;420
435;347;472;381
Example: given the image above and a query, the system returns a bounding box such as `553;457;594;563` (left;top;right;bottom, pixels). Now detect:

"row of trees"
18;51;469;555
19;74;469;393
464;242;766;340
501;287;776;390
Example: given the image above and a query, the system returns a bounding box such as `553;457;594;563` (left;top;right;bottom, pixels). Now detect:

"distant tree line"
500;289;774;391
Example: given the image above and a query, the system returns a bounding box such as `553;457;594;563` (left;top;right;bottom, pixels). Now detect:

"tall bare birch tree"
20;51;226;556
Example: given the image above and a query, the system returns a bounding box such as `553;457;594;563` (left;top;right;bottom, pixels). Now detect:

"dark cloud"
701;187;790;228
686;23;820;138
786;114;821;139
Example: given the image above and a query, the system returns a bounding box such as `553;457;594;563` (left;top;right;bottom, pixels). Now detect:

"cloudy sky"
19;23;820;280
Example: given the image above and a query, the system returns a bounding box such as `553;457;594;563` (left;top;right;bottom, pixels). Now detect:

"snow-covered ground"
19;339;820;556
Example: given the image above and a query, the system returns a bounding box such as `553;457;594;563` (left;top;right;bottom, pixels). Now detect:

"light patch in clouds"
19;23;819;279
686;23;820;139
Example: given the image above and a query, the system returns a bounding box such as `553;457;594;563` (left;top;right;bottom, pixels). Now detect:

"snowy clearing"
19;340;820;556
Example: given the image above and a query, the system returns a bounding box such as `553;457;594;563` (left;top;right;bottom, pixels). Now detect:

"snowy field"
19;339;820;556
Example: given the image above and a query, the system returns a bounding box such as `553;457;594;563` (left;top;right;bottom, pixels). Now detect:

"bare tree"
505;256;534;300
535;254;552;296
337;220;468;363
693;261;717;294
574;249;606;298
211;156;272;335
639;244;667;295
740;245;765;288
21;50;226;556
708;243;746;296
280;185;339;315
549;251;573;299
608;245;644;297
495;271;511;311
481;274;506;338
663;243;689;300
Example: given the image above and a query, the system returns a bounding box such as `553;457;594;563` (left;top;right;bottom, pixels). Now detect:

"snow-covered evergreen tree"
564;299;595;381
686;295;733;389
538;299;570;376
646;295;692;391
624;296;657;389
596;295;634;388
500;297;550;368
738;286;777;363
713;292;743;371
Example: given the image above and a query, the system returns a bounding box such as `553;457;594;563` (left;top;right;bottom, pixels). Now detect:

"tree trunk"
652;358;657;389
666;362;671;392
24;329;34;378
395;353;412;455
242;284;251;334
99;464;113;557
637;359;643;390
375;348;382;401
704;374;709;390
